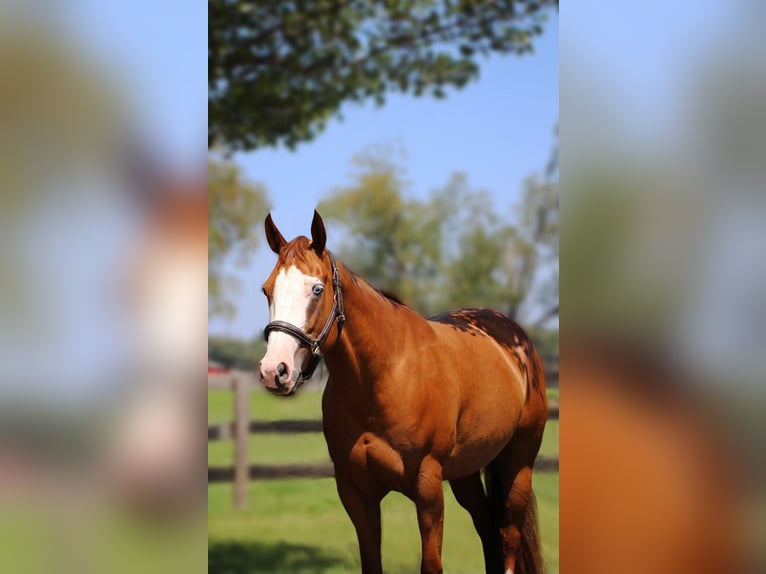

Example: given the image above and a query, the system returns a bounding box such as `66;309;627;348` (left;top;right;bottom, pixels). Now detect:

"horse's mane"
342;264;407;308
377;288;405;306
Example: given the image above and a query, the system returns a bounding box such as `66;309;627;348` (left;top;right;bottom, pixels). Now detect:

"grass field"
209;389;559;573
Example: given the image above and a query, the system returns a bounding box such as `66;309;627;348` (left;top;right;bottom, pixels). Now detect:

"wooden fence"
209;368;559;509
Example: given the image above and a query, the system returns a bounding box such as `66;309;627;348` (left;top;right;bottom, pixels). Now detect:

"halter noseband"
263;252;345;389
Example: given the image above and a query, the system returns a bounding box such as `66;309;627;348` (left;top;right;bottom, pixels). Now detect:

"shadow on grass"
209;540;351;574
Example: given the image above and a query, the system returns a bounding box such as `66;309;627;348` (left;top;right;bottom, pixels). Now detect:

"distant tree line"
209;335;267;371
209;141;558;326
209;142;558;367
318;145;558;323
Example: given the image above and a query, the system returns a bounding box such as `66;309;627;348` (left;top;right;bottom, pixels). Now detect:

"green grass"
209;389;323;423
209;390;559;573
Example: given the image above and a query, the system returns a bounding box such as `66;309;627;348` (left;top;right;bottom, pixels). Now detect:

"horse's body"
259;212;547;574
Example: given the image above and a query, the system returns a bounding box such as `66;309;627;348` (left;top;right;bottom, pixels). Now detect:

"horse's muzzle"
259;361;296;395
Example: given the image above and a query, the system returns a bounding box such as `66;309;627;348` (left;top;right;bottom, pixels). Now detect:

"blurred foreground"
0;5;205;574
561;1;765;572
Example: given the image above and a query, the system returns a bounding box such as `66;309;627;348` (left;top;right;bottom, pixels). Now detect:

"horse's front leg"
414;458;445;574
335;475;383;574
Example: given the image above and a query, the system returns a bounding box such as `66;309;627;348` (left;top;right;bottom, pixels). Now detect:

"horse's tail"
517;489;544;574
486;462;544;574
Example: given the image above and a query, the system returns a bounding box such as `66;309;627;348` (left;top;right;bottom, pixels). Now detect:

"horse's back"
429;308;548;478
429;307;546;400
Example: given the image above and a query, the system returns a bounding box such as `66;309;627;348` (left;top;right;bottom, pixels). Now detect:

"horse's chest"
327;429;409;490
322;389;443;490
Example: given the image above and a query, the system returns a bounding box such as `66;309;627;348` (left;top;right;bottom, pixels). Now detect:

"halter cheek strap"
263;252;345;389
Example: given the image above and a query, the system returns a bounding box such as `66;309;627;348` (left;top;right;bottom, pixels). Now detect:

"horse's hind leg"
490;429;545;574
450;472;503;574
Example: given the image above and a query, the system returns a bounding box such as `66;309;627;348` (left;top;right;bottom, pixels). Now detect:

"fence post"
233;375;249;509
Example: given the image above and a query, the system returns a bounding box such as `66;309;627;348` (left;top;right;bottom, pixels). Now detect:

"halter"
263;252;345;389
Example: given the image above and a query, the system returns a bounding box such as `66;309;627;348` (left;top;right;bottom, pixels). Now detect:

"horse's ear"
310;210;326;256
264;213;286;254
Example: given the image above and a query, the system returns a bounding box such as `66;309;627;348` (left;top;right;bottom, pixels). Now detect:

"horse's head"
258;210;344;395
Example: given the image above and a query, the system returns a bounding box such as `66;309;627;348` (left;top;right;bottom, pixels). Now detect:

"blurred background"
0;1;206;573
561;1;765;573
208;1;559;573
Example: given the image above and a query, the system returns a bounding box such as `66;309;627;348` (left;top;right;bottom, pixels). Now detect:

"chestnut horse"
258;211;547;574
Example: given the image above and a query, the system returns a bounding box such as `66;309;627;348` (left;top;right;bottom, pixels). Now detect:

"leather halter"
263;252;345;389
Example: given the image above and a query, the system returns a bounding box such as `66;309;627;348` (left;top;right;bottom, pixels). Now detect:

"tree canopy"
209;0;557;151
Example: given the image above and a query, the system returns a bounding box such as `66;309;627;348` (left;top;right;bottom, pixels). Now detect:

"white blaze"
262;265;321;373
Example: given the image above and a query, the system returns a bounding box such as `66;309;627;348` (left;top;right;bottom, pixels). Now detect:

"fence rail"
209;402;558;441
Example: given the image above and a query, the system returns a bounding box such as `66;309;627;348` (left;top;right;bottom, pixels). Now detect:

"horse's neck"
324;267;424;386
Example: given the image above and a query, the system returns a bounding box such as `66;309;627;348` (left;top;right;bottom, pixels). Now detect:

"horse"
258;211;548;574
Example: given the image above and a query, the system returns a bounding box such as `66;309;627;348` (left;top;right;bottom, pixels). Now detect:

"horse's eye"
262;287;268;297
312;284;324;296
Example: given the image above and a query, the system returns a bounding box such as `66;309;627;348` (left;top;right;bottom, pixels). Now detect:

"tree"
434;174;522;315
209;0;558;151
516;174;558;321
516;123;559;324
208;157;271;316
318;145;444;311
318;147;558;320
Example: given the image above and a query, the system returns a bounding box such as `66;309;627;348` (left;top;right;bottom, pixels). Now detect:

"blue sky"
210;13;559;338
